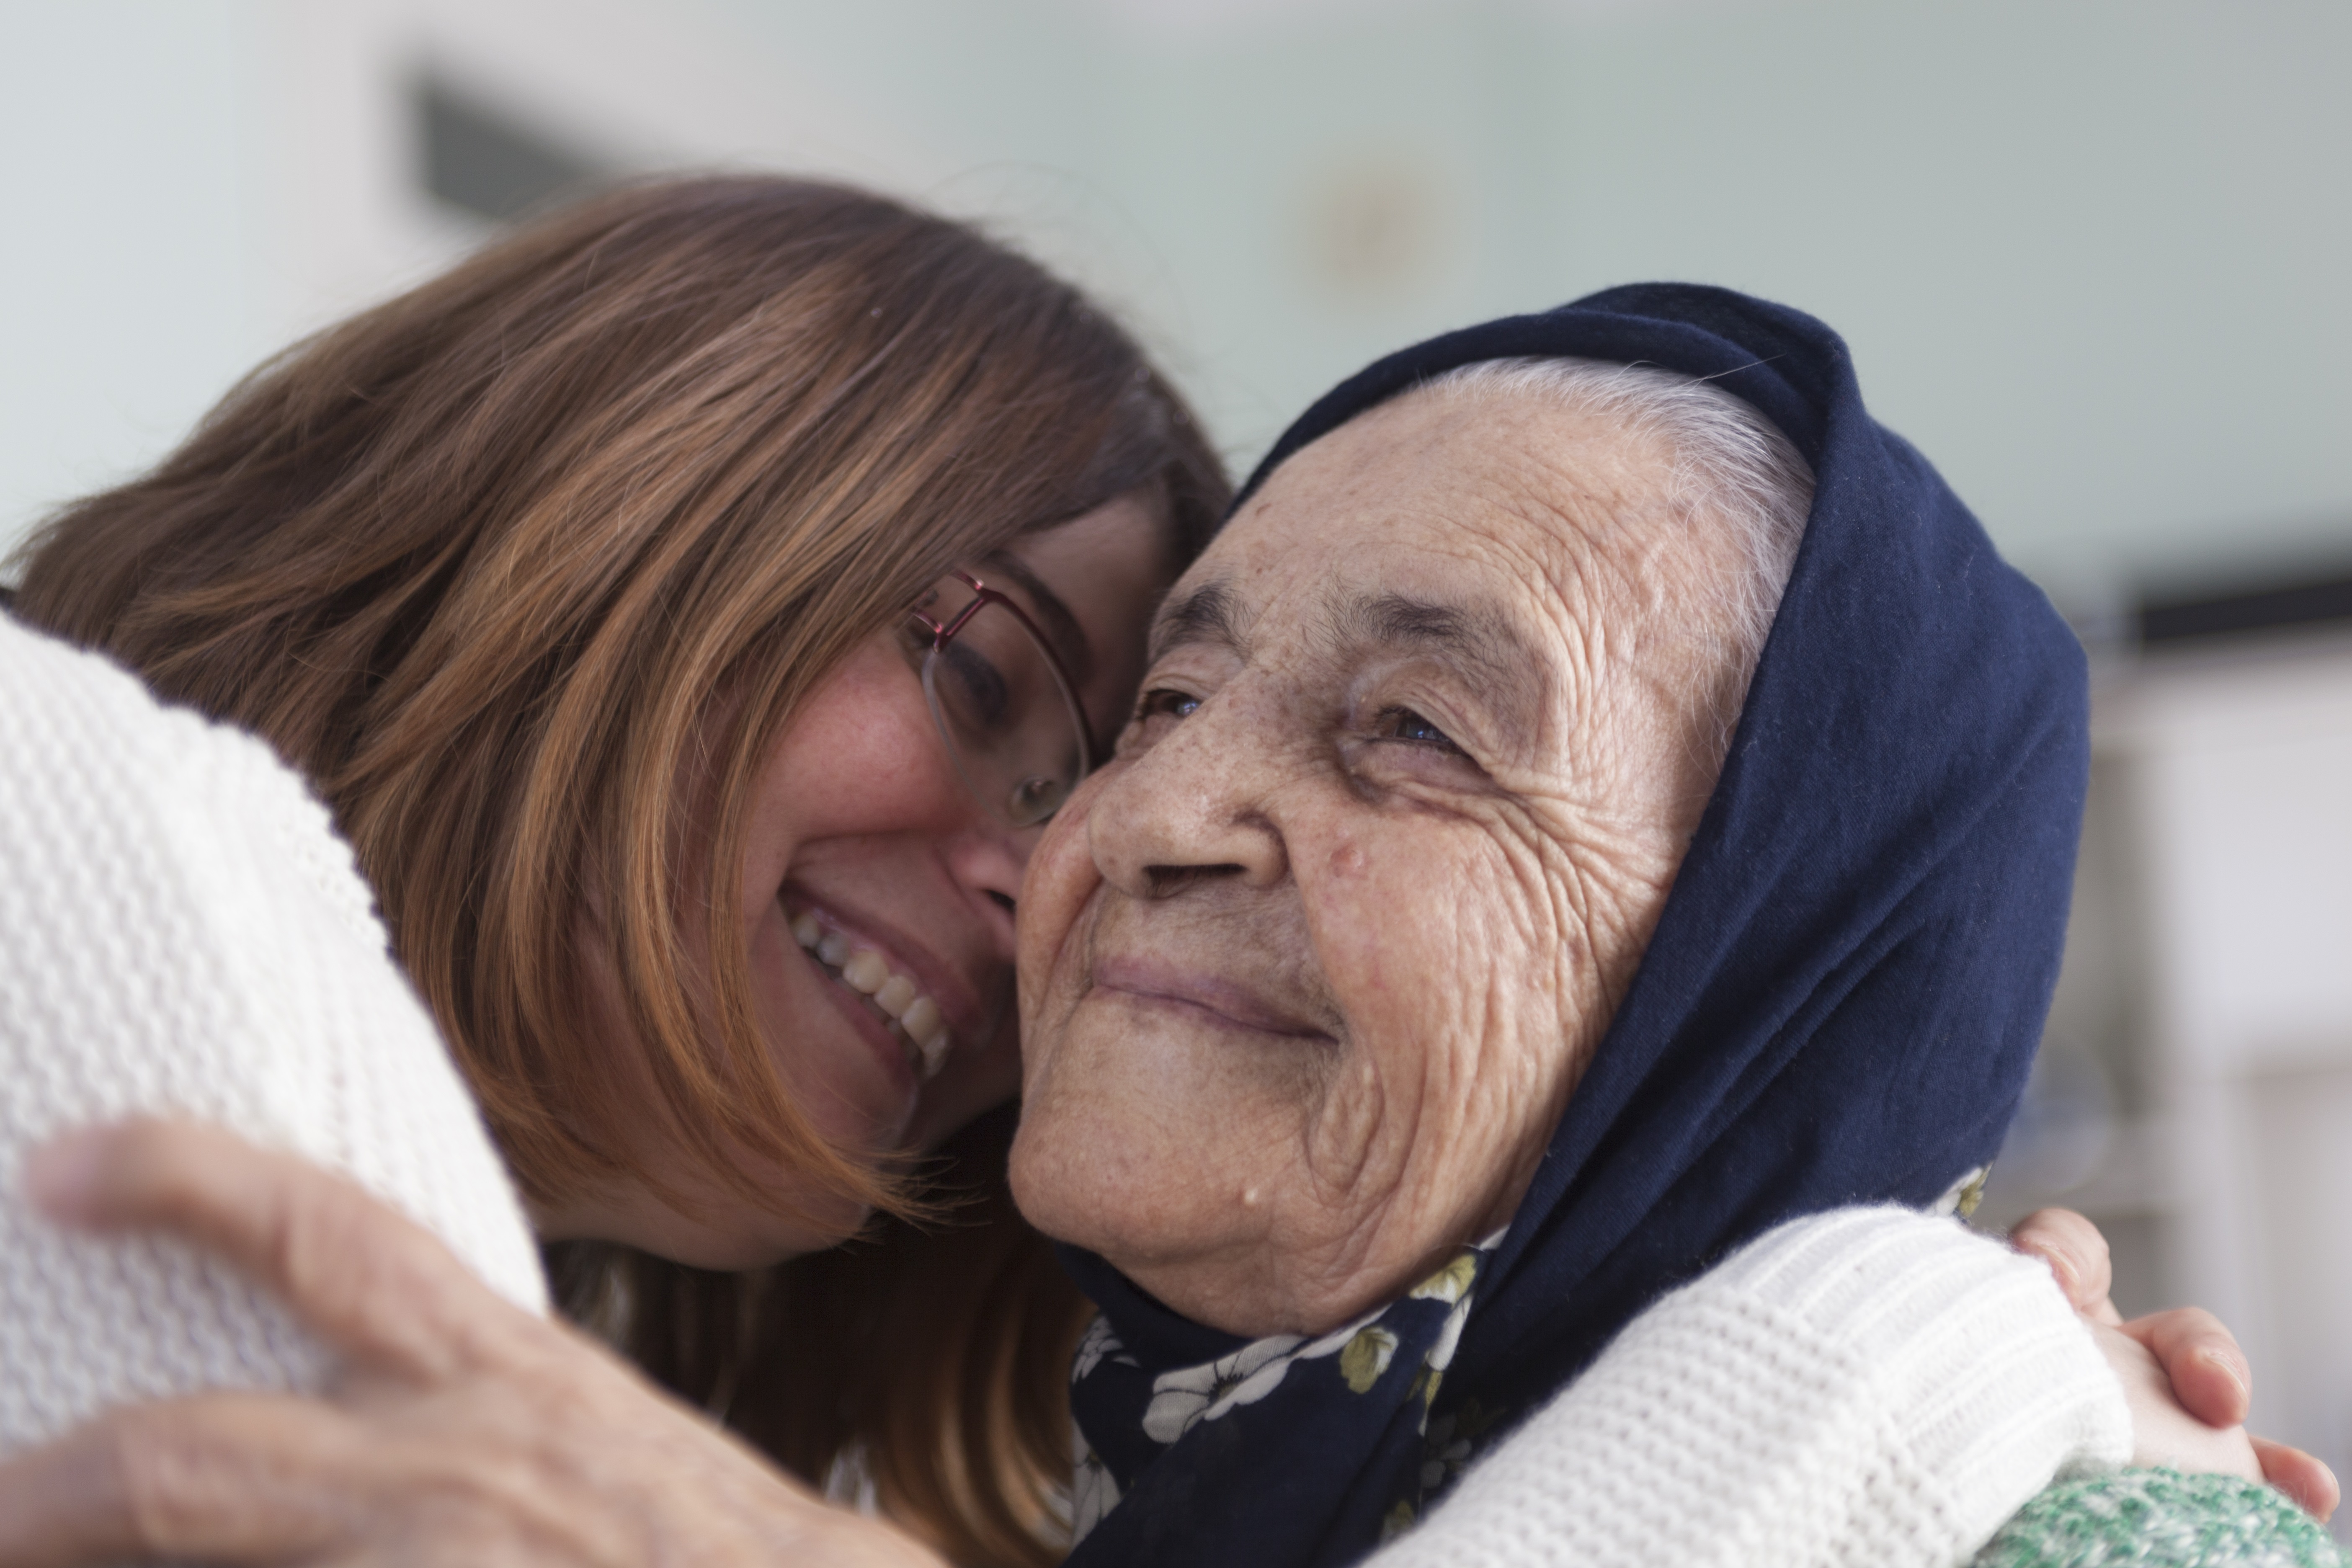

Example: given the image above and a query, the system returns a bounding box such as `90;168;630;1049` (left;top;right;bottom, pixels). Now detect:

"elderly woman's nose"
1089;698;1289;897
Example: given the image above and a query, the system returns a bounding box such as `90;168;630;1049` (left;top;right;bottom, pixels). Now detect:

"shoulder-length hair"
11;175;1228;1566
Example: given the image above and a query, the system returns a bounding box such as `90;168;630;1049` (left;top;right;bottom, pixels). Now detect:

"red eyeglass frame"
905;569;1101;806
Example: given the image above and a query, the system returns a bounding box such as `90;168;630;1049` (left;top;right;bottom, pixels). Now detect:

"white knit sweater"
1371;1206;2131;1568
0;614;2126;1565
0;612;545;1455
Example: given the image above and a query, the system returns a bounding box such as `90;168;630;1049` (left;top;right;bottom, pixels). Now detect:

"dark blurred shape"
415;75;606;222
2139;562;2352;647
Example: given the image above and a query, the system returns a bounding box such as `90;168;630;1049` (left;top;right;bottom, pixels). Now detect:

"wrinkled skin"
1012;386;1751;1336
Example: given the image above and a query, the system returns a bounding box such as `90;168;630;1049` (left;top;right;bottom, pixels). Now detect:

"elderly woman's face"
1011;387;1746;1337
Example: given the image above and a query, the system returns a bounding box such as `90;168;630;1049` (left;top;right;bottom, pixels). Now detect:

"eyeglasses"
907;570;1098;828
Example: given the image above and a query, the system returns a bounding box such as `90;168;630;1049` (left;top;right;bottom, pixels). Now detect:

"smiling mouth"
1089;955;1334;1042
789;910;953;1079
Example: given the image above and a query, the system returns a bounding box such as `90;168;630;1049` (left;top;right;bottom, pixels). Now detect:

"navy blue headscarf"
1058;284;2089;1568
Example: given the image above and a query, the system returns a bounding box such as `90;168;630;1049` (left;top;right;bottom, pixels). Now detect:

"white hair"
1421;356;1814;755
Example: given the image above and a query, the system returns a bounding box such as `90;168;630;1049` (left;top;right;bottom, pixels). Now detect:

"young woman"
8;174;1225;1567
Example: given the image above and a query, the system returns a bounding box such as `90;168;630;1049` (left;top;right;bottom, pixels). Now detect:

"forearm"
1366;1207;2130;1568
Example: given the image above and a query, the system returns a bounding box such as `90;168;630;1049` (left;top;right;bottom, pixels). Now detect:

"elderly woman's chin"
1013;974;1549;1338
1008;862;1333;1335
1009;1004;1284;1333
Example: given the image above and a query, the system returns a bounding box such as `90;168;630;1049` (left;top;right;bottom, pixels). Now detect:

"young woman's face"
556;497;1175;1266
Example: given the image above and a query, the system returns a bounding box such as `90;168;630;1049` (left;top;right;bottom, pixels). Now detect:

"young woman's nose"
940;816;1034;960
1088;685;1289;899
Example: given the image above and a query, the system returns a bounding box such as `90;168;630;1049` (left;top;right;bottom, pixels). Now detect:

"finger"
2007;1208;2120;1323
2120;1306;2252;1429
26;1119;531;1381
2253;1437;2340;1523
0;1393;354;1565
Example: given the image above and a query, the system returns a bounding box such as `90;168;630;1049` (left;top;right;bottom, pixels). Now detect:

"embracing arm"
0;1135;2324;1568
1367;1207;2258;1568
0;1123;936;1568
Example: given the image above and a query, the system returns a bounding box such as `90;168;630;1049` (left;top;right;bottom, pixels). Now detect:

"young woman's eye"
934;641;1011;732
1374;707;1464;754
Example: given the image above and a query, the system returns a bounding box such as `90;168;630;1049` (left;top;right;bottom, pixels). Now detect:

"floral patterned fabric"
1067;1240;1492;1552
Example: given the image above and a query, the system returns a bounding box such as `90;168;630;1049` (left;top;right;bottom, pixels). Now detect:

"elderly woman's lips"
1088;955;1333;1040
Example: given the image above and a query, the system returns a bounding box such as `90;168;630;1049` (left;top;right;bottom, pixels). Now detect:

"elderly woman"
0;286;2331;1568
1007;285;2326;1567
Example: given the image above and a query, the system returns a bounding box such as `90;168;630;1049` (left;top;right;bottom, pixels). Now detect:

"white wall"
6;0;2345;603
1543;0;2352;603
2112;640;2352;1473
0;2;269;550
0;0;953;566
719;0;2352;601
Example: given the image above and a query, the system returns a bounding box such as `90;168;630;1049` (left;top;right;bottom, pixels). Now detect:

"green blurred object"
1975;1469;2344;1568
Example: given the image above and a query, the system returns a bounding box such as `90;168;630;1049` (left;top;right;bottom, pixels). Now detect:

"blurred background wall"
3;0;2348;1522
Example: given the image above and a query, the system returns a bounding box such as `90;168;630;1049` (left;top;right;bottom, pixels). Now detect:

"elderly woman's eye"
1374;707;1464;753
1137;688;1201;723
1124;686;1203;751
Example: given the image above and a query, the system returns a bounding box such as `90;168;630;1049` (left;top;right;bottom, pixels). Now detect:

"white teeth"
842;949;890;995
874;975;917;1017
789;911;953;1079
916;1026;949;1078
898;994;941;1045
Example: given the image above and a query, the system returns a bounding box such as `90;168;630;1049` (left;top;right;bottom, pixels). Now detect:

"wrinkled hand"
2008;1207;2339;1521
0;1119;945;1568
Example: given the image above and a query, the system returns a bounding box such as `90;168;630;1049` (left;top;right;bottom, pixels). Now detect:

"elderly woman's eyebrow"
1148;580;1245;664
1327;590;1548;733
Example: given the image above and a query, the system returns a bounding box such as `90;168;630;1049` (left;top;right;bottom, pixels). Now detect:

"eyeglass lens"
919;586;1090;827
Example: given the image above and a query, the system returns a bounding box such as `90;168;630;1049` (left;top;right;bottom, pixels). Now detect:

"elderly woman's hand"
0;1120;940;1568
2009;1207;2339;1521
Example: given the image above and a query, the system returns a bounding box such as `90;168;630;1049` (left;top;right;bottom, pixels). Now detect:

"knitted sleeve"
0;615;546;1456
1973;1469;2345;1568
1367;1206;2133;1568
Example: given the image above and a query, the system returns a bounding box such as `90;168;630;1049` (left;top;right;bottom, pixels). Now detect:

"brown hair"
11;175;1228;1565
